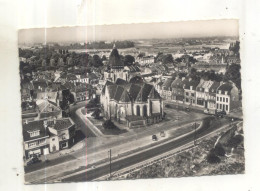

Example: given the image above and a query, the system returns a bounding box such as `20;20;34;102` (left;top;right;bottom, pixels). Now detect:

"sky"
18;19;238;44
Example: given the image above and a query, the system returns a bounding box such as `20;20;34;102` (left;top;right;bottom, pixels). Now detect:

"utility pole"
108;149;112;179
194;122;197;146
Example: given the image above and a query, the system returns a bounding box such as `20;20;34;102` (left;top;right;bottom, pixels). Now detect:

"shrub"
227;135;243;148
214;143;226;157
165;104;171;108
207;149;221;164
103;120;117;129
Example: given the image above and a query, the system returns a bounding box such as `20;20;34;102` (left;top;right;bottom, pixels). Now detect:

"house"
171;77;186;103
216;83;240;113
23;118;76;159
183;79;200;106
161;78;174;100
195;80;214;108
207;81;221;110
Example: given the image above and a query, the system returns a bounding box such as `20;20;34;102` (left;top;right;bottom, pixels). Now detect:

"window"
226;98;228;102
220;97;222;102
226;105;228;111
220;104;222;110
29;130;40;138
186;92;189;96
186;98;189;102
217;103;219;109
191;93;195;97
52;138;55;141
28;142;37;148
217;97;219;101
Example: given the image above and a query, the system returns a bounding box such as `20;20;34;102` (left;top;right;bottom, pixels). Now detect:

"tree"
103;120;117;129
124;55;135;66
225;63;241;89
207;149;221;164
101;55;107;62
92;55;103;68
162;54;174;65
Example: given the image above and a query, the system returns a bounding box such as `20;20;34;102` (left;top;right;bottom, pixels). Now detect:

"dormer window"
225;91;228;95
28;130;40;137
218;90;221;94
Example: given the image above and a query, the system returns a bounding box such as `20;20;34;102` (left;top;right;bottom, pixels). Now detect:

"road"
62;117;234;182
69;101;96;138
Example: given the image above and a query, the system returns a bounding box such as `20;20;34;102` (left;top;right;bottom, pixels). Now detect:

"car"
215;110;227;118
160;131;165;137
204;109;216;115
27;157;41;166
152;134;158;141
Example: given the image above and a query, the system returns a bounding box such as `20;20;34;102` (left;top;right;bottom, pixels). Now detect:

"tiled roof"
23;120;50;142
128;84;142;100
135;84;154;102
171;78;185;89
183;80;200;90
115;78;128;86
209;81;220;93
119;89;131;102
162;78;174;90
48;118;74;131
217;83;233;94
113;86;125;101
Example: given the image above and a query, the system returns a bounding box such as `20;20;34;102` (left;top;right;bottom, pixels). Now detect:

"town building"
101;78;163;128
183;79;200;106
216;83;240;113
23;118;75;159
104;44;129;82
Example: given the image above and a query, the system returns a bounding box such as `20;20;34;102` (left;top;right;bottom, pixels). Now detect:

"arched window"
143;105;147;117
136;105;140;116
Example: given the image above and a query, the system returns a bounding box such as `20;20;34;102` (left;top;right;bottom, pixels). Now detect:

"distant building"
104;44;129;82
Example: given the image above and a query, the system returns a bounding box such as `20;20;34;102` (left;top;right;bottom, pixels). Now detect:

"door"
52;145;56;152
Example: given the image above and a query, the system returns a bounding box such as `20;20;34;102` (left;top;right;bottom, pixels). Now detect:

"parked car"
204;109;216;115
160;131;165;137
215;110;227;118
27;157;41;166
152;134;158;141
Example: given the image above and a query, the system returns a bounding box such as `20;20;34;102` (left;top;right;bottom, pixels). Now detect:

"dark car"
27;157;41;166
152;134;158;141
215;110;227;118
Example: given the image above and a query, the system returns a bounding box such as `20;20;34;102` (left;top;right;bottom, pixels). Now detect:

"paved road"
69;101;96;138
62;117;233;182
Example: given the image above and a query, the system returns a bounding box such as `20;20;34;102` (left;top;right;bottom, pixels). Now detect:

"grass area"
118;123;244;180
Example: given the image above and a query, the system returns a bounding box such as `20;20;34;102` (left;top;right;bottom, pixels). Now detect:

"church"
101;46;164;128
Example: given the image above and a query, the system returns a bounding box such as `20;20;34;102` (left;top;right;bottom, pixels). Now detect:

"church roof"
119;89;131;102
135;84;154;102
108;46;124;69
115;78;129;86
